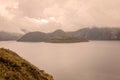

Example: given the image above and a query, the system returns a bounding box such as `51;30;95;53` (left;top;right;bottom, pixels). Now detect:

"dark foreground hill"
0;48;54;80
18;29;88;43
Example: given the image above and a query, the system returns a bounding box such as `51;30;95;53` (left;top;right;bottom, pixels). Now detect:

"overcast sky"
0;0;120;33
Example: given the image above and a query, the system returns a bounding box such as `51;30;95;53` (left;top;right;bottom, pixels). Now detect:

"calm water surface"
0;41;120;80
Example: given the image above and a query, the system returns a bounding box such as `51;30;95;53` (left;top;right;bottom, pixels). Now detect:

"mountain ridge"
18;29;88;43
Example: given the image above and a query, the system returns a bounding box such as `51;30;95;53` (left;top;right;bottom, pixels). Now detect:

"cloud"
17;0;120;27
0;15;21;33
0;0;120;32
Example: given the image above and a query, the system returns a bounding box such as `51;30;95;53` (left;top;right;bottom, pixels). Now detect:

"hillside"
18;27;120;42
0;48;54;80
18;29;88;43
71;27;120;40
18;32;47;42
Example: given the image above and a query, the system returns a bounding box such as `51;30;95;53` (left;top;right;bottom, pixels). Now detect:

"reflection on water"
0;41;120;80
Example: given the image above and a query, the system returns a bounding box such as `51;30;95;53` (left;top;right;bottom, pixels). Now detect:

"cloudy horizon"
0;0;120;33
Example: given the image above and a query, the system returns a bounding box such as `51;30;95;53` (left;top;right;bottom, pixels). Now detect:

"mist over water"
0;41;120;80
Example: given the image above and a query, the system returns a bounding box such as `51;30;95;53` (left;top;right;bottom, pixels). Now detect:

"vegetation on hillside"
0;48;54;80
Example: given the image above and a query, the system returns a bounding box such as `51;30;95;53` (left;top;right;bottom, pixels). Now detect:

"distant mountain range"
18;27;120;43
0;31;22;41
18;29;88;43
70;27;120;40
0;27;120;42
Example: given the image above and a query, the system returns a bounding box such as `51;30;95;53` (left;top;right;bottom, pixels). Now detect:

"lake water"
0;41;120;80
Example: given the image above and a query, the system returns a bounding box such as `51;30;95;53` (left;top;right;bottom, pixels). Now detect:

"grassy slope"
0;48;54;80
